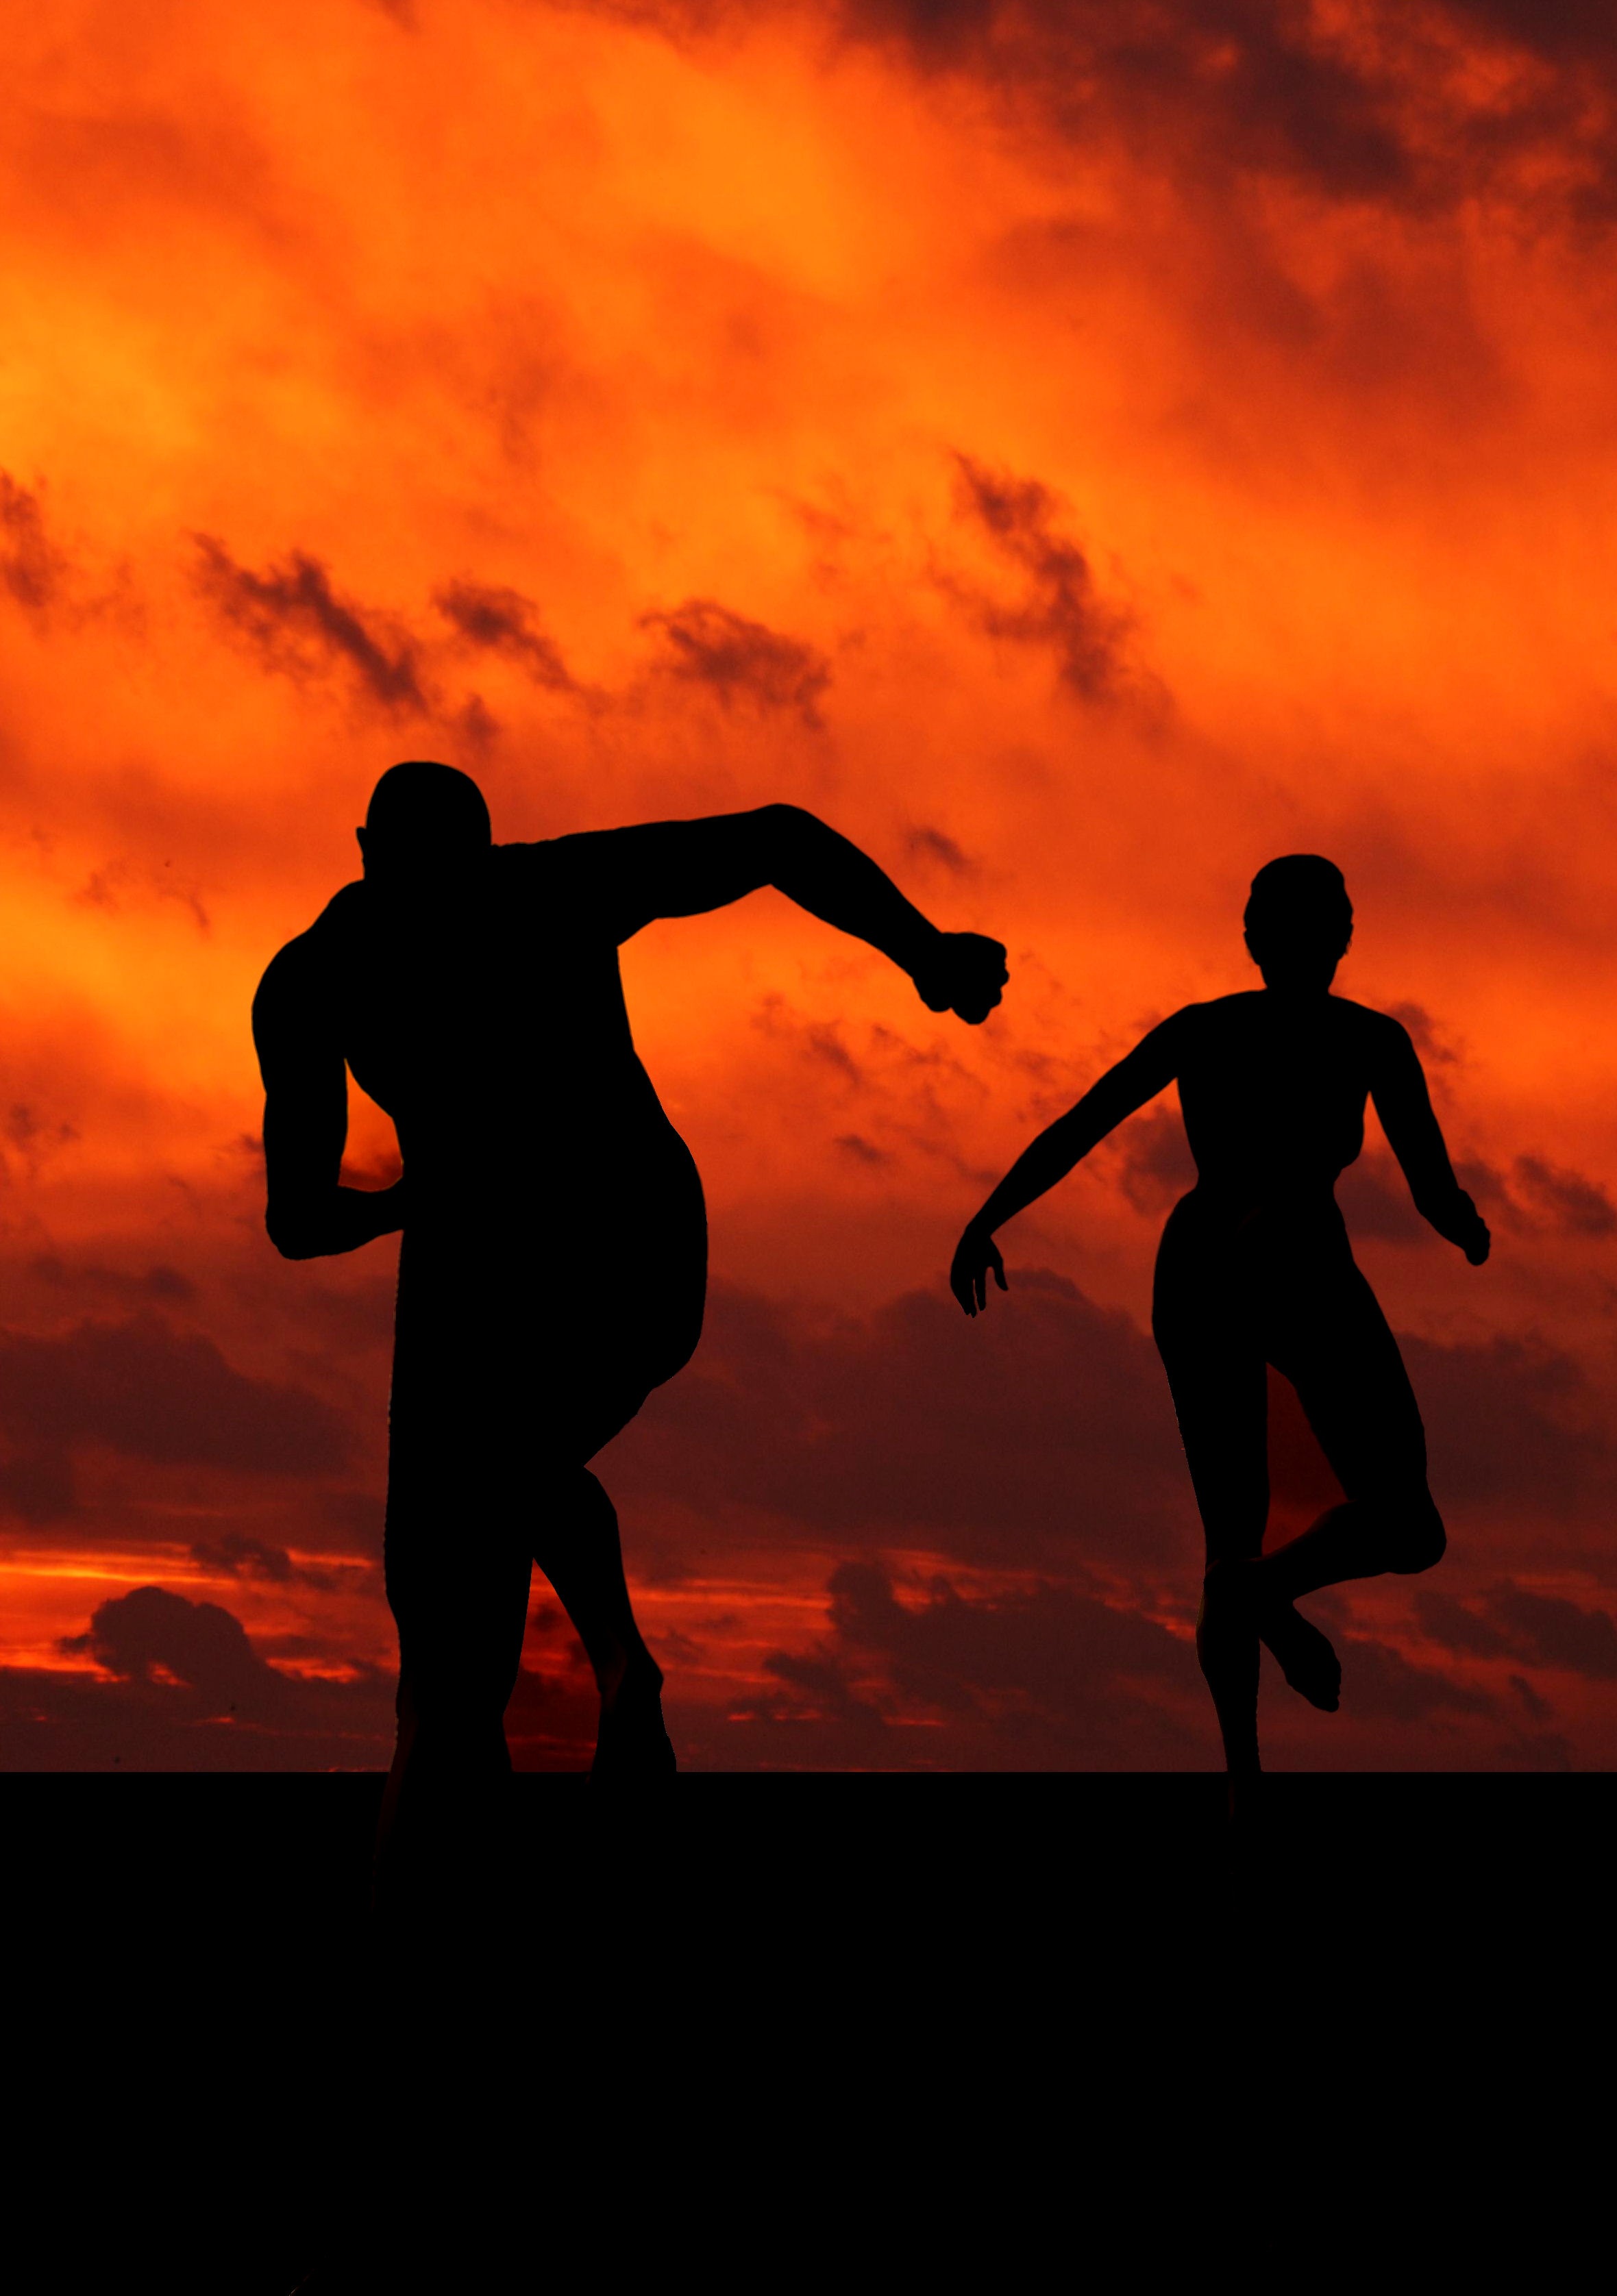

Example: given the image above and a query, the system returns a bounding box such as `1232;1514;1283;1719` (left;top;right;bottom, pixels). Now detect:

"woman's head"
1244;855;1353;990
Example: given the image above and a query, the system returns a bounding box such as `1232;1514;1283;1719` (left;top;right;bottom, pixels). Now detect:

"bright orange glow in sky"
4;1;1617;1769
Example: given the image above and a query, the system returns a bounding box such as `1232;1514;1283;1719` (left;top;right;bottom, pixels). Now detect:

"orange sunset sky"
3;0;1617;1770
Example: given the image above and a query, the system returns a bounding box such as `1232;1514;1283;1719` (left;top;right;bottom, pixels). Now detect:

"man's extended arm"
951;1016;1185;1314
556;805;1007;1023
251;940;406;1261
1370;1022;1490;1264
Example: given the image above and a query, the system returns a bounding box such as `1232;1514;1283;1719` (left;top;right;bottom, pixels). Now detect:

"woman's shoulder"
1326;995;1412;1044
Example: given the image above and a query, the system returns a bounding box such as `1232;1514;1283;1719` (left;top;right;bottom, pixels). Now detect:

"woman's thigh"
1266;1262;1429;1501
1152;1253;1266;1559
1153;1199;1271;1560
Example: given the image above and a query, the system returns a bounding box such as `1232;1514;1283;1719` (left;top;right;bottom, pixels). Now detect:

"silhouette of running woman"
950;856;1488;1775
254;762;1007;1841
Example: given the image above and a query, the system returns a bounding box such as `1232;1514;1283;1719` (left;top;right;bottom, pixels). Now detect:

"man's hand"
951;1224;1007;1317
913;932;1009;1025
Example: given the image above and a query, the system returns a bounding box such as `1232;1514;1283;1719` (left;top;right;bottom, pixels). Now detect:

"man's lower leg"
536;1471;674;1773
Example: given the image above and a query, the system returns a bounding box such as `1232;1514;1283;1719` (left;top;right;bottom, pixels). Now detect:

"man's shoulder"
491;836;588;890
492;830;655;937
254;884;365;1011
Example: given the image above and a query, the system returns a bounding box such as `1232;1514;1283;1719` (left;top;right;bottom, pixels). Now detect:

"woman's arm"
551;805;1009;1023
251;943;406;1261
952;1016;1185;1314
1370;1020;1490;1264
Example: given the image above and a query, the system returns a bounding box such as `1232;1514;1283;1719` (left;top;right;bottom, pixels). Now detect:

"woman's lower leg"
1198;1560;1263;1773
1257;1491;1445;1604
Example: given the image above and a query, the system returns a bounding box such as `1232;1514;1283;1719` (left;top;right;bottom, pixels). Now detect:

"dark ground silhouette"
253;761;1007;1881
952;854;1490;1779
6;1777;1598;2290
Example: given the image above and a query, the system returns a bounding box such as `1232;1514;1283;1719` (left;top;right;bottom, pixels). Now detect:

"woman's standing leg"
1154;1208;1272;1773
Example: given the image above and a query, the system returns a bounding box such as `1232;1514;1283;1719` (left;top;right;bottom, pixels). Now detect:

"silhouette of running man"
253;762;1007;1839
950;856;1488;1775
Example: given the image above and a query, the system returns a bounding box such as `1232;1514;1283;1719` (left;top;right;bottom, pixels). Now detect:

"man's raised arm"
555;805;1008;1024
251;940;405;1261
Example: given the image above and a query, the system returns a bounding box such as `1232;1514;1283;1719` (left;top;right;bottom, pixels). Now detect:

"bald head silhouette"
1244;854;1353;993
358;760;493;887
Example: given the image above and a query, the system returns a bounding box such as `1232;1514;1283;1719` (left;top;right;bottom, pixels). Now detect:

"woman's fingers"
952;1234;1007;1316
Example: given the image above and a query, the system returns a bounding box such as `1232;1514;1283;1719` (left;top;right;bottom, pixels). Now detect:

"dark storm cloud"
640;598;832;726
1402;1328;1610;1516
432;579;574;688
1383;1002;1461;1069
614;1270;1196;1569
1417;1582;1617;1680
0;1103;78;1184
0;1313;349;1522
1509;1156;1617;1239
1455;1153;1617;1241
0;1588;392;1771
0;472;64;616
186;1529;357;1593
828;1555;1193;1703
29;1255;196;1304
606;4;1617;223
730;1558;1205;1769
905;823;975;875
838;1;1617;217
1329;1628;1494;1722
192;536;425;712
949;455;1132;700
62;1584;299;1719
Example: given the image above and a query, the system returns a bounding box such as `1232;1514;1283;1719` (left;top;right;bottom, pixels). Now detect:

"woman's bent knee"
1386;1495;1446;1574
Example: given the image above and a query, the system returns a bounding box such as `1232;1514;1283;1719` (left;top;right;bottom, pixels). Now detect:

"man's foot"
1258;1600;1341;1712
591;1677;677;1780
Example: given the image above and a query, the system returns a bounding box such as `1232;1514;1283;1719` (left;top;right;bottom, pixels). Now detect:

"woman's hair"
1244;853;1353;958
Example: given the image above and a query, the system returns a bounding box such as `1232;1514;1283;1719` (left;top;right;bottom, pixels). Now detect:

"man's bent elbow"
754;800;818;853
266;1209;324;1261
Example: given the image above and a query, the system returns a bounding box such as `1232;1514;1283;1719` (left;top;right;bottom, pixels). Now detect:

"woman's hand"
1431;1186;1490;1266
1457;1201;1490;1266
951;1224;1007;1316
